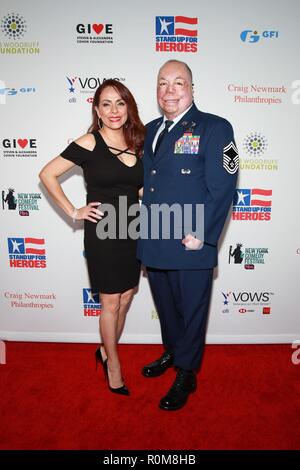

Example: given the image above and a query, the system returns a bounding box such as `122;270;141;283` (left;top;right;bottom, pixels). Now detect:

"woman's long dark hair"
88;79;145;156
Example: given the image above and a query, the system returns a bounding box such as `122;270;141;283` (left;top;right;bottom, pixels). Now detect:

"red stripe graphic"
25;237;45;244
175;28;197;37
25;248;46;255
250;188;272;206
252;189;272;196
175;16;198;24
251;199;272;207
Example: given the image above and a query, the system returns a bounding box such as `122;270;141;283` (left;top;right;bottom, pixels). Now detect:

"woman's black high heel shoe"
104;360;130;396
95;347;105;371
95;347;130;396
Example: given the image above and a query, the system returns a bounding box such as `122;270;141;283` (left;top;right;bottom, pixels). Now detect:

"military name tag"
174;133;200;155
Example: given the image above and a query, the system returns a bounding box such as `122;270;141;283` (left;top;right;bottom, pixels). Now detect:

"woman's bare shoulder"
74;133;96;151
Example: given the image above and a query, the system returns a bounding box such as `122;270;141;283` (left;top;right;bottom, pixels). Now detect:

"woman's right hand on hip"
74;202;103;223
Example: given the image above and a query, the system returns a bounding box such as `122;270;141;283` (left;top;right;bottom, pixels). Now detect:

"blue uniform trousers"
147;268;213;371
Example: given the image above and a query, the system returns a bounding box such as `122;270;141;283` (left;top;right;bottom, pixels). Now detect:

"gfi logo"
240;30;279;43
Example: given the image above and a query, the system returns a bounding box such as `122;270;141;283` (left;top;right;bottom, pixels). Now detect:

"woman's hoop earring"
98;118;103;129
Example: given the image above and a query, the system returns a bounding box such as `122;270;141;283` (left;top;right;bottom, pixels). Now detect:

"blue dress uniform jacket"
137;103;239;270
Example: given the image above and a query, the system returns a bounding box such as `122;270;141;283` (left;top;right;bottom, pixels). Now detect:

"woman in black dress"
39;80;145;395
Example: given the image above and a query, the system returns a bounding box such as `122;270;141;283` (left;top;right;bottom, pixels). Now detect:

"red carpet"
0;342;299;450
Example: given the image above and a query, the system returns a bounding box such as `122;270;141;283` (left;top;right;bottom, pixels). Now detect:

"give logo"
17;138;28;148
92;24;104;34
76;23;113;35
2;138;36;149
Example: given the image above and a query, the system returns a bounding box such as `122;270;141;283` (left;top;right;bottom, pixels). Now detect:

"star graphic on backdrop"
236;190;248;205
222;292;229;305
85;289;96;303
67;77;76;93
159;17;172;34
11;239;23;253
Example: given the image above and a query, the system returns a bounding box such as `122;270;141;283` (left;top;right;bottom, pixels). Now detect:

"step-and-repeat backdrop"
1;0;299;344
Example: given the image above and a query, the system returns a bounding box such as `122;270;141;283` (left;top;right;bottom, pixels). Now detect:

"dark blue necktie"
154;120;174;155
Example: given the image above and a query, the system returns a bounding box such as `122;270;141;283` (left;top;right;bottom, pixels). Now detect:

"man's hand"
182;233;204;250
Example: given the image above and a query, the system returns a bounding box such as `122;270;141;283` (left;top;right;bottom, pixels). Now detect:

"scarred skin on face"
157;62;193;120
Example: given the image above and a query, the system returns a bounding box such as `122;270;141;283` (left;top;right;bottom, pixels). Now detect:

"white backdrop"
1;0;299;344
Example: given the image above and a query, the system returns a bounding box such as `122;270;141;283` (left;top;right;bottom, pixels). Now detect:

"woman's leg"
99;292;122;388
99;287;136;388
116;287;136;342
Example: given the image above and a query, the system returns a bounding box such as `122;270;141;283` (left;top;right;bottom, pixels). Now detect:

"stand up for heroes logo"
232;188;272;221
83;289;102;316
8;237;46;268
155;16;198;52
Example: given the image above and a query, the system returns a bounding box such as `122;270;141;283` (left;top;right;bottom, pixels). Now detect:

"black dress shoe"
142;351;174;377
159;369;196;411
